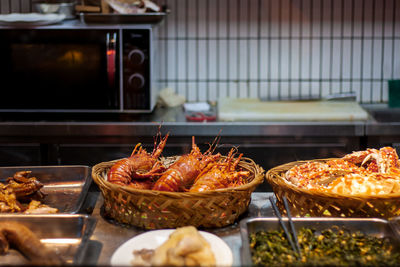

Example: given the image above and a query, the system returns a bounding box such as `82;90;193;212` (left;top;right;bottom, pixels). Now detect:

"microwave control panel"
122;29;151;110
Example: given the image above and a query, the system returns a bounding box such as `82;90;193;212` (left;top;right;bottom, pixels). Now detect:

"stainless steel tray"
240;217;400;266
0;214;96;265
0;165;91;214
79;12;167;24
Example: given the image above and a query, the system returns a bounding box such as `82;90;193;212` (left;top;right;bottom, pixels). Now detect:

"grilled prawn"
152;136;220;192
108;132;169;186
189;149;249;192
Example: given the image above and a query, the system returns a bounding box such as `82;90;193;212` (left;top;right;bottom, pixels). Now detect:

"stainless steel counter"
81;192;275;266
364;105;400;136
0;106;374;139
0;105;399;140
0;104;398;174
0;120;366;139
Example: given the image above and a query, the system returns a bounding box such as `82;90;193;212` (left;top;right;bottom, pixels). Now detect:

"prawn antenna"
153;124;164;151
208;130;222;154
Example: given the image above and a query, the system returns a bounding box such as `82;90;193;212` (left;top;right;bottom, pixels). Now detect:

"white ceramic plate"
110;229;233;266
0;13;65;26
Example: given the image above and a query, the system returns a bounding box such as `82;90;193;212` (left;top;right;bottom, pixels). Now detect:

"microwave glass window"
0;30;119;111
12;44;100;73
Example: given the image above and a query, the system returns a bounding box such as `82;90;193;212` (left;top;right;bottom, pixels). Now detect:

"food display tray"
0;165;92;213
79;12;167;24
240;217;400;266
0;214;96;265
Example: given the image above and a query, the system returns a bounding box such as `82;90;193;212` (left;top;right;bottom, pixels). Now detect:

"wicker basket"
92;156;264;229
266;158;400;219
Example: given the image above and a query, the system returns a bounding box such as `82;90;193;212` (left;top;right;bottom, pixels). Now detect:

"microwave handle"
106;32;117;88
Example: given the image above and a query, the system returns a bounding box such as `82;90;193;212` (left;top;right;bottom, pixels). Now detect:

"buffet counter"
1;103;400;266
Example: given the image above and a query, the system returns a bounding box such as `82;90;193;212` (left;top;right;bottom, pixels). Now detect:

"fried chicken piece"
0;171;57;214
23;200;58;214
151;226;215;267
5;171;44;199
0;188;22;213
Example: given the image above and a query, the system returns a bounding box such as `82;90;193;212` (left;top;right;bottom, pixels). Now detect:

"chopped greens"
250;227;400;266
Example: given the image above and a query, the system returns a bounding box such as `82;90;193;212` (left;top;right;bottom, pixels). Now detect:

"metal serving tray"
79;12;167;24
0;165;91;213
0;214;96;265
240;217;400;266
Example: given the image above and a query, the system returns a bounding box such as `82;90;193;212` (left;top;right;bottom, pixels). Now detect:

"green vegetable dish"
250;227;400;266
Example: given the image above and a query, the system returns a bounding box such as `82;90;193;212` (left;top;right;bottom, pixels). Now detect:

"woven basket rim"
266;158;400;200
92;155;265;197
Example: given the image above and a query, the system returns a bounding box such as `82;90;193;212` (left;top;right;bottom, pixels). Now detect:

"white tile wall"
156;0;400;103
3;0;400;103
0;0;31;13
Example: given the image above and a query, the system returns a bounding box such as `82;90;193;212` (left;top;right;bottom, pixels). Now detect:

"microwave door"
0;29;120;111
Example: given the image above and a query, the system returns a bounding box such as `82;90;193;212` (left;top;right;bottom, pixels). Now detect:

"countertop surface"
0;104;399;140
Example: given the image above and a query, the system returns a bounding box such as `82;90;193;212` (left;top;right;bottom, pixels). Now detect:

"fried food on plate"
131;226;216;267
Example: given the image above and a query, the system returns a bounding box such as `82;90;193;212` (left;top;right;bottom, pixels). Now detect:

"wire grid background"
2;0;400;103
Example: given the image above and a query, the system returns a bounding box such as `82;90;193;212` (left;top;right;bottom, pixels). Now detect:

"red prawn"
108;132;169;187
152;136;220;192
189;148;249;192
126;179;154;190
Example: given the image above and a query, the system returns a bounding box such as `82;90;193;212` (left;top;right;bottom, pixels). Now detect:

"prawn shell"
107;158;136;185
152;154;203;192
189;168;228;192
107;154;159;184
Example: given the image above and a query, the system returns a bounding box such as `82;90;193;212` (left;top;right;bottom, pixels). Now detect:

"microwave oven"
0;22;160;113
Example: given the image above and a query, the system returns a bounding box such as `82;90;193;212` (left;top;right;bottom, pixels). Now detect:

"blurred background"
1;0;399;103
